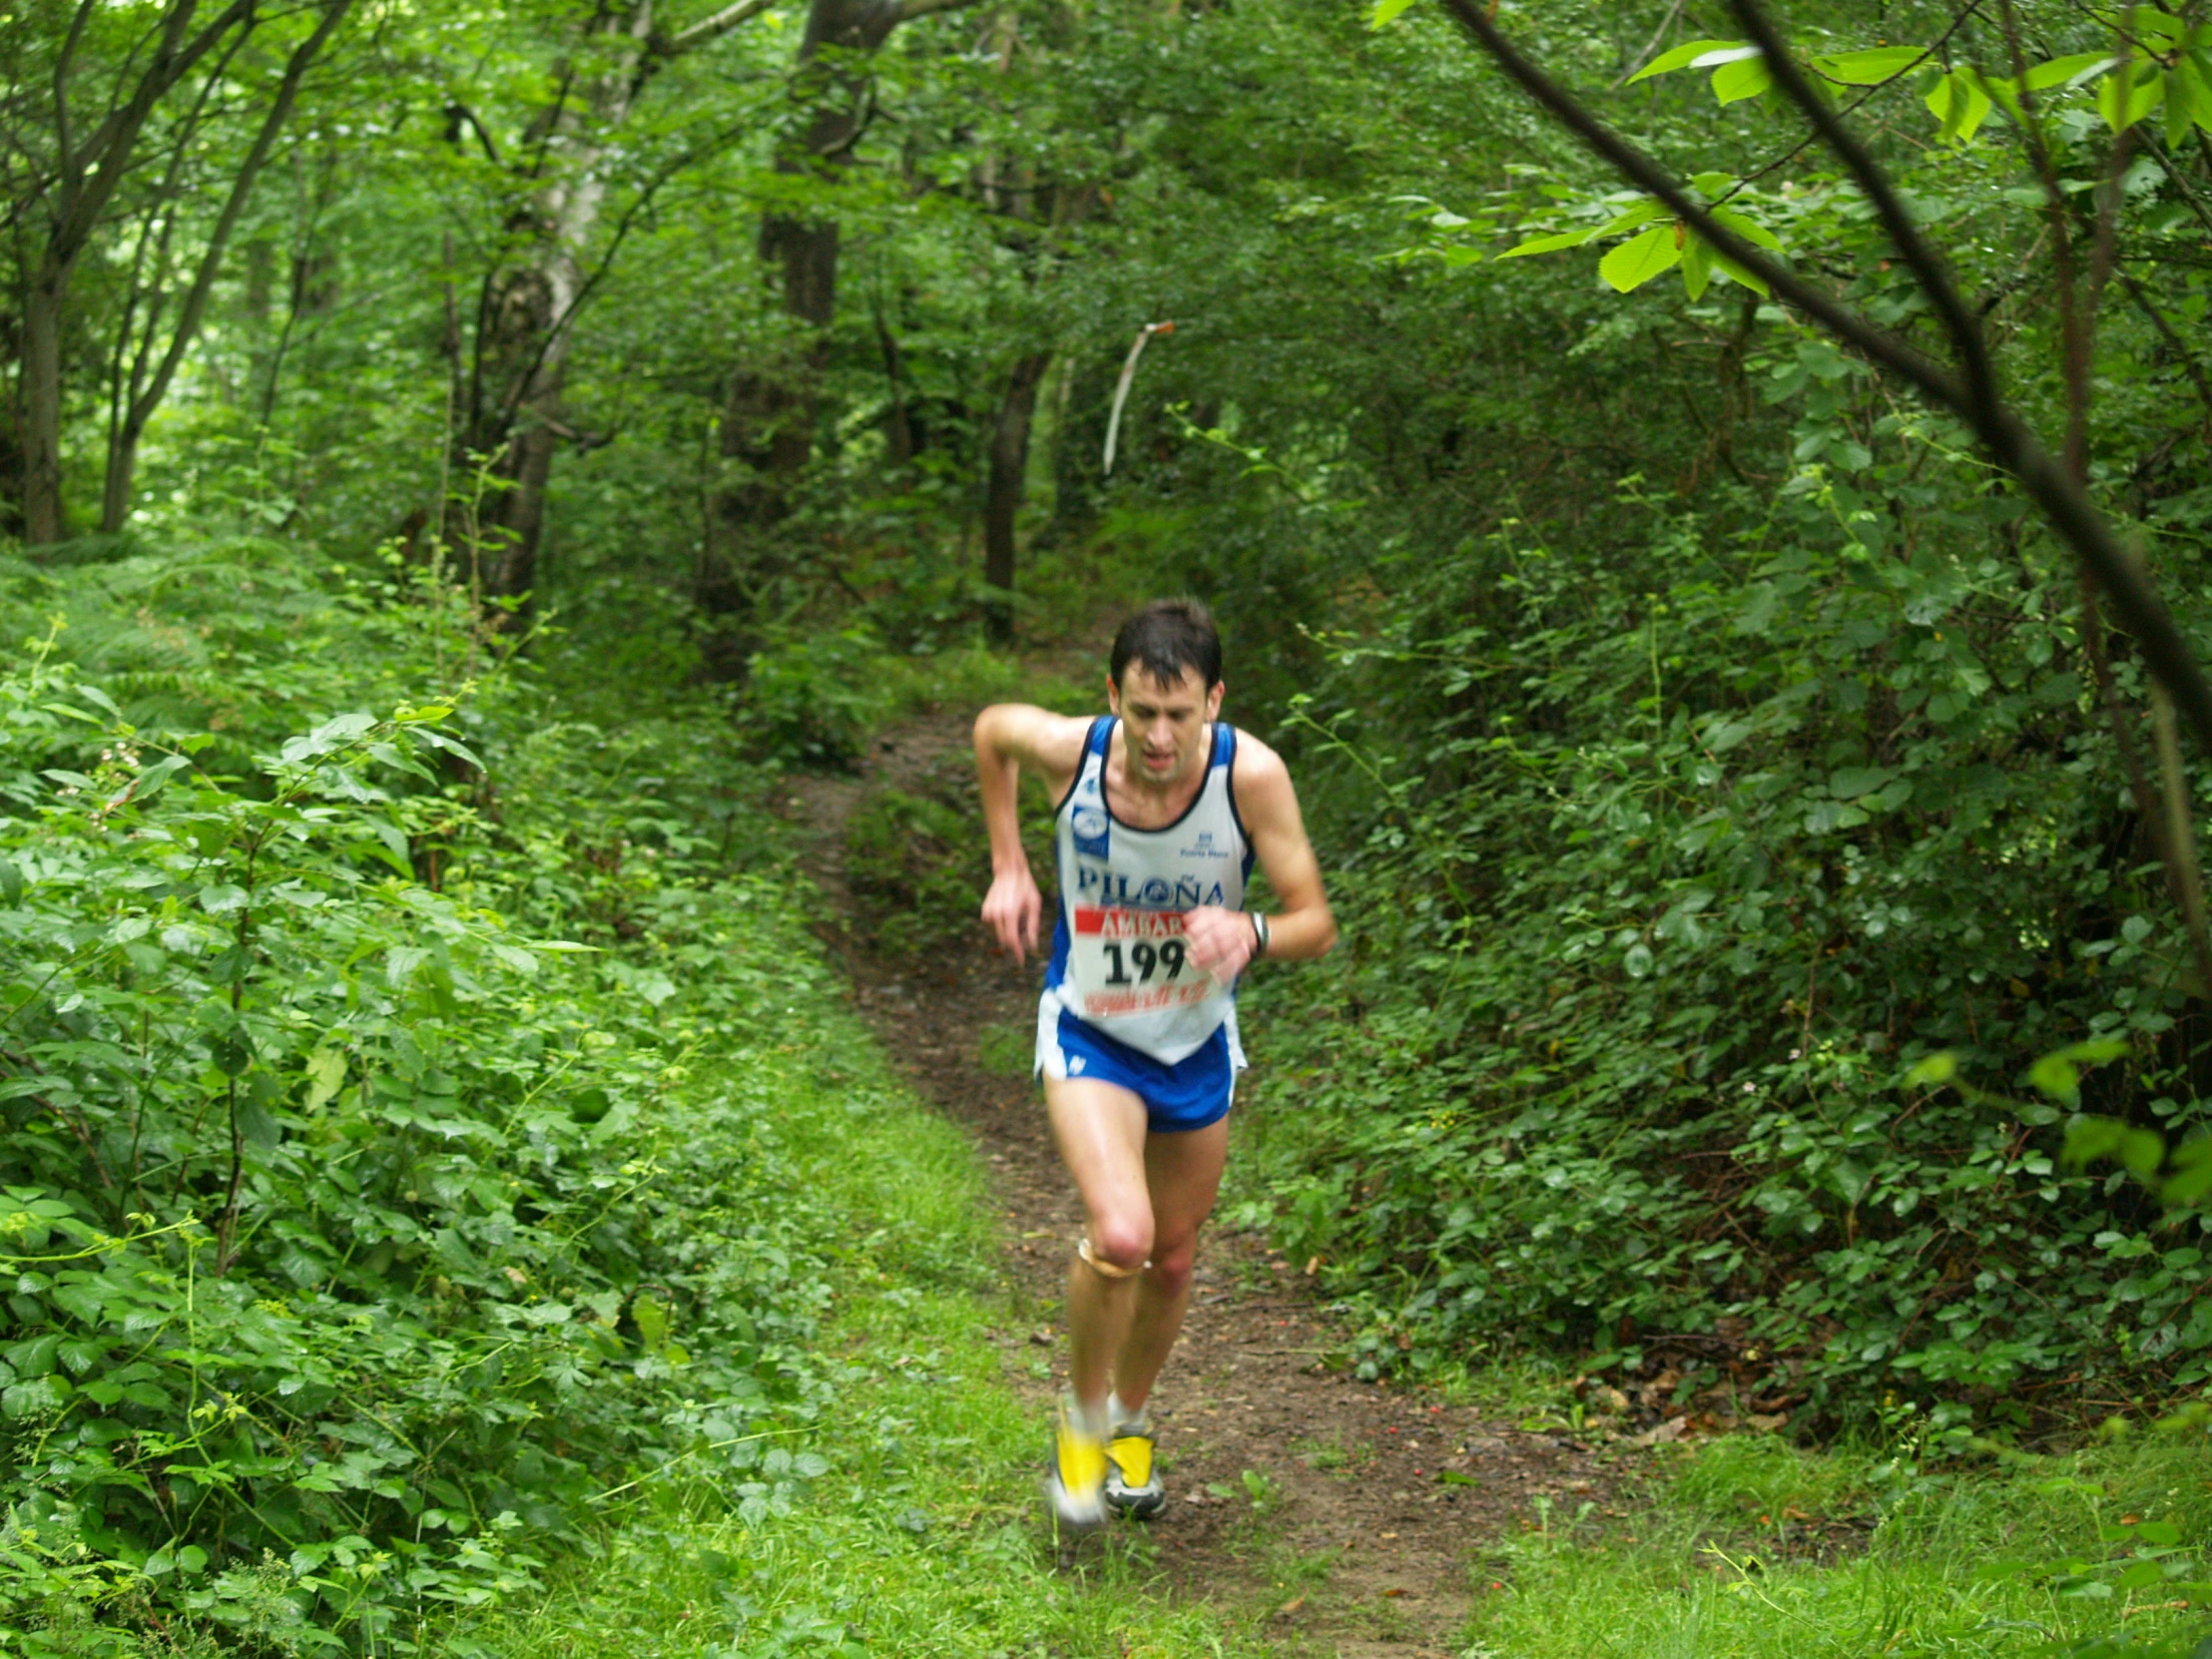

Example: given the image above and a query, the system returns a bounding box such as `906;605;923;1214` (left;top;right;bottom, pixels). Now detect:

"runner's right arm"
973;704;1090;964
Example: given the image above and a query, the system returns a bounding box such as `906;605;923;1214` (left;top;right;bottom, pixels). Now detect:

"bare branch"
446;101;503;166
886;0;988;25
54;0;99;180
665;0;778;55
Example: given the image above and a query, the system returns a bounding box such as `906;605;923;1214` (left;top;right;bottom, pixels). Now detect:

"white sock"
1066;1394;1110;1440
1108;1390;1149;1433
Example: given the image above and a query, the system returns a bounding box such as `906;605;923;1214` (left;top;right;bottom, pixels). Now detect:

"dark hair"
1111;599;1222;691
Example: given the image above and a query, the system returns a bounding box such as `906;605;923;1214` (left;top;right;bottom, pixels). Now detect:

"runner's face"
1108;664;1223;790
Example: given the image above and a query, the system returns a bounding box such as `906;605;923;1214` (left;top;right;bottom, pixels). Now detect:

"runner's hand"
1183;904;1257;980
981;865;1042;963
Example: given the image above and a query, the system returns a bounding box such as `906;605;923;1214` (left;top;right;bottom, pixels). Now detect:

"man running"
973;599;1337;1527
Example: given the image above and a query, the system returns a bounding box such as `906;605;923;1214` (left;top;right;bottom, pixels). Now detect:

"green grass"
1460;1430;2212;1659
452;1012;1287;1659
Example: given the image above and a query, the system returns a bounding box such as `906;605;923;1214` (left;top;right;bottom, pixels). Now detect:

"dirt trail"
785;677;1621;1658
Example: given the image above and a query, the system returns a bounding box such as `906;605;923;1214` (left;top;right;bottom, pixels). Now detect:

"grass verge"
1457;1426;2212;1658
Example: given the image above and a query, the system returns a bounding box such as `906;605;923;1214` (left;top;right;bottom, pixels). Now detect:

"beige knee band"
1078;1238;1146;1279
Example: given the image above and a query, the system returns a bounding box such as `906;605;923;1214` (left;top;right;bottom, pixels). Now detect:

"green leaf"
2167;53;2208;144
2163;1156;2212;1206
238;1094;281;1151
1627;39;1748;86
1711;253;1771;296
1815;46;1926;87
1908;1051;1957;1086
2097;61;2166;133
2024;53;2118;93
2032;1052;2081;1102
1830;765;1894;800
1499;229;1595;260
303;1047;346;1112
1927;69;1994;144
1592;198;1669;239
1706;206;1785;255
1682;232;1714;299
2129;8;2188;48
2065;1115;2128;1169
1712;55;1774;105
1599;225;1683;292
2122;1128;2166;1180
1368;0;1417;27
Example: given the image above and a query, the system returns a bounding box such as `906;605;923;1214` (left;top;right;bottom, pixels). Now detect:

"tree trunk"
453;3;665;615
983;351;1049;646
708;0;959;562
874;298;913;466
13;0;266;542
20;264;69;545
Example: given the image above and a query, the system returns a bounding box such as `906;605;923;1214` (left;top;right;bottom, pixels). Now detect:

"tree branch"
53;0;99;181
120;1;354;456
1720;0;1999;413
886;0;988;24
489;122;748;437
1433;0;2212;762
54;0;258;263
664;0;779;55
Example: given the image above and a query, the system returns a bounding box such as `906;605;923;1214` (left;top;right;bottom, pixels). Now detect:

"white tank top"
1044;717;1253;1064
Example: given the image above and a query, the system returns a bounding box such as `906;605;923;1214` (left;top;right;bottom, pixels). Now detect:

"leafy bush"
0;544;857;1652
1228;471;2212;1432
843;787;988;958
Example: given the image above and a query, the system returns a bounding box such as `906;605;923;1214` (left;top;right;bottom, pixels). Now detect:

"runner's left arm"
1183;735;1336;976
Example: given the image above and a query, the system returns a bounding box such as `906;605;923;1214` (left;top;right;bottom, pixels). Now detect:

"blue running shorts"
1034;987;1244;1133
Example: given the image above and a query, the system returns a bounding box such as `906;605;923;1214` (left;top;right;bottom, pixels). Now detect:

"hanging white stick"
1102;320;1175;476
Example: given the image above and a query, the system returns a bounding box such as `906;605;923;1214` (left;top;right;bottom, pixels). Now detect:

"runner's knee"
1146;1238;1198;1292
1087;1215;1153;1275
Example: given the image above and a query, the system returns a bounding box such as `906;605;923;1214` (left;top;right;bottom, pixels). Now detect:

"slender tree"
455;0;775;611
3;0;265;542
700;0;984;662
98;0;353;533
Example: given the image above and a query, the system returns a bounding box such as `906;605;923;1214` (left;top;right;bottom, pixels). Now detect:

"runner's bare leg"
1111;1116;1227;1414
1046;1077;1153;1410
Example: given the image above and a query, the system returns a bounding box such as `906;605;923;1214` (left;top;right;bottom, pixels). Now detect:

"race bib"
1066;906;1220;1019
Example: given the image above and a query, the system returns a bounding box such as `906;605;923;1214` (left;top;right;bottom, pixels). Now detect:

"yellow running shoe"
1050;1398;1108;1529
1105;1403;1165;1519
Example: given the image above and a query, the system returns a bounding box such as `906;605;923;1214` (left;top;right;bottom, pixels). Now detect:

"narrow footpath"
786;687;1621;1659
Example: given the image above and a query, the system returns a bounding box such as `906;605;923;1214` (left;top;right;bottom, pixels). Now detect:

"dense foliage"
16;8;2212;1627
1151;2;2212;1433
0;546;881;1651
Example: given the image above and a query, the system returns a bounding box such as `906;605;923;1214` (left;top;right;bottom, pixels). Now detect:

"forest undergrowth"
8;533;2212;1654
0;533;1293;1656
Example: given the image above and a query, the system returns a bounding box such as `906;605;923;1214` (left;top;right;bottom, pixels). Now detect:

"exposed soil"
783;676;1631;1657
